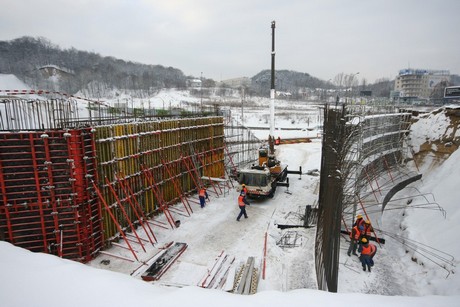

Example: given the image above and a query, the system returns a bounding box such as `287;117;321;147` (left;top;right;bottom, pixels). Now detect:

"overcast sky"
1;0;459;83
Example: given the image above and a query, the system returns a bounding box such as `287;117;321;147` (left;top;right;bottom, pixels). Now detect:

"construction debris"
306;168;320;176
276;231;302;248
141;242;188;281
198;251;235;290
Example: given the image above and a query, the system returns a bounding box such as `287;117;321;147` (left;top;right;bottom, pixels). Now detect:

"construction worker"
199;187;209;208
347;224;362;256
353;214;365;229
240;184;248;196
369;242;377;267
236;193;250;221
361;220;373;241
358;237;376;272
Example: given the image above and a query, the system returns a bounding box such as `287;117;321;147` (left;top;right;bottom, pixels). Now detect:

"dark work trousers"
199;196;206;208
347;238;359;256
237;205;248;221
360;254;372;272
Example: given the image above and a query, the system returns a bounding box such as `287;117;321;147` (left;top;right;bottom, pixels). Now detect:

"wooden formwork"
0;116;225;262
93;117;225;244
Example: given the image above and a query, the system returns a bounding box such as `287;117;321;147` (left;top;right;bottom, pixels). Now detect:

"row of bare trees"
0;36;187;96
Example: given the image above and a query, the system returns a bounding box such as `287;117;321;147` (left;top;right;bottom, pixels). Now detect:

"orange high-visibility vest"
350;226;361;240
238;195;245;207
369;244;377;256
199;189;206;197
361;244;371;255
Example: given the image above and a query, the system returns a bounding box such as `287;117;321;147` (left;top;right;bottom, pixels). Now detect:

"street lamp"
349;72;360;103
352;72;360;84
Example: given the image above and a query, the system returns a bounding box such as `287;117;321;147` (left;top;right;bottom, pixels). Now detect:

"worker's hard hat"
242;184;246;187
365;220;370;224
361;238;368;243
357;214;362;219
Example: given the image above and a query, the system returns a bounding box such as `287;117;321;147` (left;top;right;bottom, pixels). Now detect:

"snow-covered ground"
1;74;459;306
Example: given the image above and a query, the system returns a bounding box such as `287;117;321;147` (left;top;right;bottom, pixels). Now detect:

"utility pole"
200;72;203;110
349;72;359;103
269;20;276;138
241;87;245;125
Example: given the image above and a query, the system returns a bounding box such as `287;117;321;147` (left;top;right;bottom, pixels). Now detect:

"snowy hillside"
396;106;460;295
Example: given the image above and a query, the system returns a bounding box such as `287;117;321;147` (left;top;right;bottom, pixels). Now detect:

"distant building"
394;68;450;99
218;77;251;88
360;90;372;97
187;79;202;89
38;65;74;78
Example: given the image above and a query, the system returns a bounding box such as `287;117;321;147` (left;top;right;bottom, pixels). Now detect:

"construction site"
0;95;258;256
2;88;457;297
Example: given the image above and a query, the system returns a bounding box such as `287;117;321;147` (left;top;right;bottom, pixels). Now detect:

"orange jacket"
363;224;373;236
199;189;206;197
350;226;361;240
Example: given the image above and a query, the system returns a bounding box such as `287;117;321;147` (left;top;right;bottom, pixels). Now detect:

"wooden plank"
211;256;235;290
242;257;255;295
235;257;253;294
198;251;226;288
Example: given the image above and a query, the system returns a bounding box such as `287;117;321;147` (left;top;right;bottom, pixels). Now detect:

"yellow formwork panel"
93;117;225;242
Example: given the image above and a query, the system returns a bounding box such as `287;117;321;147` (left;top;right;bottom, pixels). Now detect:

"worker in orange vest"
347;225;362;256
236;194;250;221
358;237;376;272
353;214;365;229
240;184;248;196
361;220;373;241
369;242;377;267
199;187;209;208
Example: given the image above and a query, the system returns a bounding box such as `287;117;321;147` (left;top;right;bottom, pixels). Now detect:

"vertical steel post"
270;21;276;138
0;156;14;242
29;133;48;252
44;132;63;259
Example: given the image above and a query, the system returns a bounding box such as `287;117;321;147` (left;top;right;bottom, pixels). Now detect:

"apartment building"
394;68;450;98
